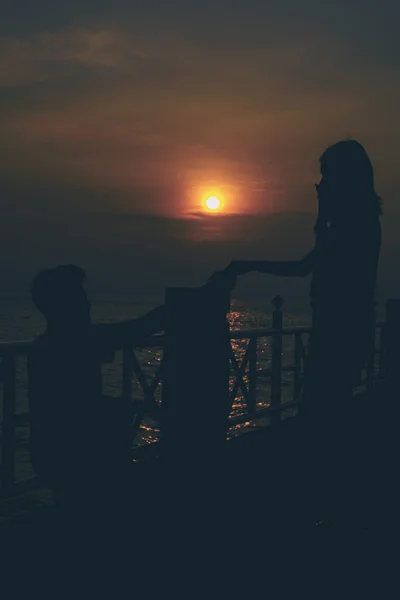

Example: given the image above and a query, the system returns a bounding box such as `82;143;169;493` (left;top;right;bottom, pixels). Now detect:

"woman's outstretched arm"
227;249;315;278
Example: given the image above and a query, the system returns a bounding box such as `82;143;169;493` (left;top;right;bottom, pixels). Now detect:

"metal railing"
0;298;386;496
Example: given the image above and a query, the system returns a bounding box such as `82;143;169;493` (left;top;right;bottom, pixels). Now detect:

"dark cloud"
1;20;398;210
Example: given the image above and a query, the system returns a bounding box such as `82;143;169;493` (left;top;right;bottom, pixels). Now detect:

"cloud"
1;2;399;307
0;28;149;87
0;18;400;215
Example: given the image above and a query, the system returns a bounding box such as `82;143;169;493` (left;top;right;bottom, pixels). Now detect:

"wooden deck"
0;387;397;598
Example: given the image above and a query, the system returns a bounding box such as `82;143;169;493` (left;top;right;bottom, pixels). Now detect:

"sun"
205;196;221;211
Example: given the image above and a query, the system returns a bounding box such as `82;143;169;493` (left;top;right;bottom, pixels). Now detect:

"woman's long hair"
315;139;382;232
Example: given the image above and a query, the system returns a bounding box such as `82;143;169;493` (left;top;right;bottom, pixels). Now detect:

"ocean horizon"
0;293;312;343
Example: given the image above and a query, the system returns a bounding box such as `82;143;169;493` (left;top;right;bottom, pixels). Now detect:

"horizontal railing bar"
231;322;384;340
230;327;309;339
230;328;276;339
138;327;311;344
279;327;311;335
0;320;386;356
0;337;168;355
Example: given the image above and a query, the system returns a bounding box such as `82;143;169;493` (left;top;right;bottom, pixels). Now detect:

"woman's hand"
225;260;252;276
205;270;237;292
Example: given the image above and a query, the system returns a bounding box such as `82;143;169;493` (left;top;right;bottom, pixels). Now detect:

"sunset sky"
1;1;400;308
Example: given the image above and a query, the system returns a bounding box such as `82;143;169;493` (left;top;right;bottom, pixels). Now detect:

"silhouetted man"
27;265;165;507
28;265;236;515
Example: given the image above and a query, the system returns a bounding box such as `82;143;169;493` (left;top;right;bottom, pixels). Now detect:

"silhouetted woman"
228;140;382;513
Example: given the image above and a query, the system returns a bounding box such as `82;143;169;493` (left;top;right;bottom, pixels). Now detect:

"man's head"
31;265;91;332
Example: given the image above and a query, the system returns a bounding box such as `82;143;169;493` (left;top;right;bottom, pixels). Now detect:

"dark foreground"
1;386;399;594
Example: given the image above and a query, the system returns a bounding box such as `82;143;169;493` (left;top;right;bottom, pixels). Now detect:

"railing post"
271;295;284;424
378;323;386;380
248;337;257;415
293;333;302;403
122;346;133;404
1;354;16;490
384;299;400;406
162;283;231;470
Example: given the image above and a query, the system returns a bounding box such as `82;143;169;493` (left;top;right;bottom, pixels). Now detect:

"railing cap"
272;295;284;310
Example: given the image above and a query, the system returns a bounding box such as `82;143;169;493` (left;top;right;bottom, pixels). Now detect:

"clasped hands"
205;260;252;292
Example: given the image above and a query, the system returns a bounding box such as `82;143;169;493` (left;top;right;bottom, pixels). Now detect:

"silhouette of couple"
28;140;381;514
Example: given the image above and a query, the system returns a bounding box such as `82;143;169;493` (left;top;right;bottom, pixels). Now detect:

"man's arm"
228;250;315;278
95;305;165;351
125;305;165;337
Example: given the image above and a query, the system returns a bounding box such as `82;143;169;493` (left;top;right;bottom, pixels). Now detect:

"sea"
0;293;312;482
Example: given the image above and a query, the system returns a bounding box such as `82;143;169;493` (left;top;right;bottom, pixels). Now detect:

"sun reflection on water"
119;301;303;450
